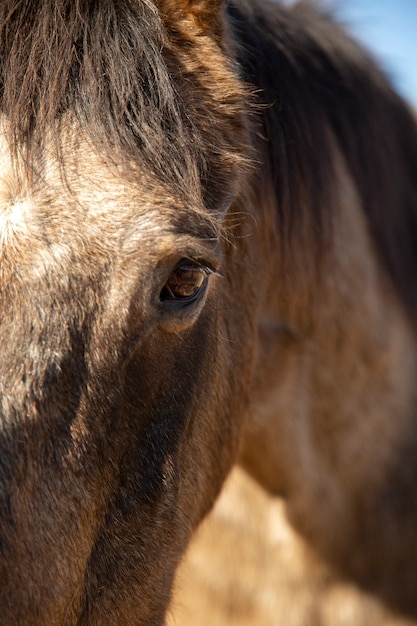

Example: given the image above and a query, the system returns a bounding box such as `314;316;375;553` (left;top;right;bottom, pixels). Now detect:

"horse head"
0;1;256;622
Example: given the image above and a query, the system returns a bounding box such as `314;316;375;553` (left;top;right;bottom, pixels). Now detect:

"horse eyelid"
187;258;222;278
205;266;222;278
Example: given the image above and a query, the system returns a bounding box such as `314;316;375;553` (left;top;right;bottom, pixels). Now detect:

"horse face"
0;130;254;624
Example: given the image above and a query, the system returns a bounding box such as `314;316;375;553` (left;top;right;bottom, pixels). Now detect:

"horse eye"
160;261;208;302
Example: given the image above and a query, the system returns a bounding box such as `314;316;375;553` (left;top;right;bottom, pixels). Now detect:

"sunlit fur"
0;1;417;625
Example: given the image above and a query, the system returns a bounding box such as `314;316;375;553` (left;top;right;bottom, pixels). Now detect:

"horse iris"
161;261;207;301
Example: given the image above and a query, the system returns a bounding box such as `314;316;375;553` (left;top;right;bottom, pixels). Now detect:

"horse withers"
0;0;417;624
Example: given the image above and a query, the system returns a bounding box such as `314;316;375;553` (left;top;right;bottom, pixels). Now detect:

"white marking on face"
0;125;32;252
0;197;32;250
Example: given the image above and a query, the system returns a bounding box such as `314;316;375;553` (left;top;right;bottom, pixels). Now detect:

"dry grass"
168;467;414;626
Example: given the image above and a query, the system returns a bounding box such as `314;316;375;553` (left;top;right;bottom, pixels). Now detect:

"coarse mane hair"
0;0;247;205
1;0;416;318
229;1;417;319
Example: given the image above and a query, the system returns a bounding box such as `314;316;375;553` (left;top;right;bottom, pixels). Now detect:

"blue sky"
336;0;417;105
283;0;417;105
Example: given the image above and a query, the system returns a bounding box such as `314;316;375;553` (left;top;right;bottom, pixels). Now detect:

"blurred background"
285;0;417;106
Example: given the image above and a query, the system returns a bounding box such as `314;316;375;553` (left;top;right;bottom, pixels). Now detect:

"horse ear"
159;0;225;33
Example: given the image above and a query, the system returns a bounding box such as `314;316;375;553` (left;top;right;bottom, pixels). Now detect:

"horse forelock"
0;0;249;212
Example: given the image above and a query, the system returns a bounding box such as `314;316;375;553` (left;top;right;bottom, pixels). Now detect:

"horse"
0;0;416;624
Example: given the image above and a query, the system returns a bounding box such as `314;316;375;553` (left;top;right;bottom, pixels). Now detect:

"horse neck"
241;140;417;556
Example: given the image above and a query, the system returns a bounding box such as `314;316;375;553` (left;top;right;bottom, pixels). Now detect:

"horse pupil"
165;264;205;299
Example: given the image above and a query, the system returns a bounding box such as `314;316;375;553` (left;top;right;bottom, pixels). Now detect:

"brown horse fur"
0;0;416;624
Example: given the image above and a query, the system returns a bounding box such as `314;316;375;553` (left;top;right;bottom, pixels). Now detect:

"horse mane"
0;0;246;203
0;1;173;170
1;0;417;317
229;0;417;320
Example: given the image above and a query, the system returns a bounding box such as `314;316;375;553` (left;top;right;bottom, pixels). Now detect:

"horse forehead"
0;141;185;258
